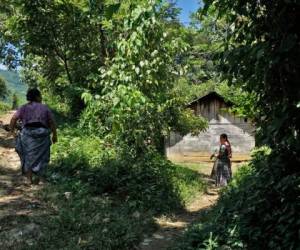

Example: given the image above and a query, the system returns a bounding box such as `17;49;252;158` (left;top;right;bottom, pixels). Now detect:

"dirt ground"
0;112;49;248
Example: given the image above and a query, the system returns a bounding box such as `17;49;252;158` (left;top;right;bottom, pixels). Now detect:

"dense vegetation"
0;0;299;249
173;0;300;249
0;1;208;249
16;123;205;249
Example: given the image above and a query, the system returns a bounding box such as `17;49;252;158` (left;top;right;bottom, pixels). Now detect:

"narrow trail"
0;112;48;248
138;163;242;250
138;176;219;250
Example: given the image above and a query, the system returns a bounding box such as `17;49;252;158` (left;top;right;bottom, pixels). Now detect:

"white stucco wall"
166;114;255;162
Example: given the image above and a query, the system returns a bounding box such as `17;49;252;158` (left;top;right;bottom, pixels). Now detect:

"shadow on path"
139;181;219;250
0;136;15;149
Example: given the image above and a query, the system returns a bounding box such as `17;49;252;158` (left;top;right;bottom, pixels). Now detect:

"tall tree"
81;1;207;156
0;0;187;112
0;0;116;110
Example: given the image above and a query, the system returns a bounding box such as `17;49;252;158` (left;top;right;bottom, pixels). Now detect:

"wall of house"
166;97;255;162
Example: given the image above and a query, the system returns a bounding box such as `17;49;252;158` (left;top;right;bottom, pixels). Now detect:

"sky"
176;0;201;25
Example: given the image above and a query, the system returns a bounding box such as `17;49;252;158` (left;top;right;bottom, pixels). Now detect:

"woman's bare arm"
9;115;18;136
49;118;57;143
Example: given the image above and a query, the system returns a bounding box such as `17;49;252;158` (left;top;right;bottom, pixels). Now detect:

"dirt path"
139;176;219;249
138;162;244;250
0;112;48;248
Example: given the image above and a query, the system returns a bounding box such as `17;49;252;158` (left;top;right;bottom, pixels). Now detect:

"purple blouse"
14;102;54;128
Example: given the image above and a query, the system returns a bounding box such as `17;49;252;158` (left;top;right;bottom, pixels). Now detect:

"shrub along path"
138;169;219;250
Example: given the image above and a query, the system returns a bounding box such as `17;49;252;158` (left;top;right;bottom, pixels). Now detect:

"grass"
28;164;207;249
11;124;209;250
177;162;244;176
0;101;10;114
178;163;213;174
171;164;208;204
29;181;156;250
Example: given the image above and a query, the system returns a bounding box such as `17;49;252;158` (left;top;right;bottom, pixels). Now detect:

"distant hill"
0;69;27;105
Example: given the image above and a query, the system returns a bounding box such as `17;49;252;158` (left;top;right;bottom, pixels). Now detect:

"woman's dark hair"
220;133;228;140
26;88;41;102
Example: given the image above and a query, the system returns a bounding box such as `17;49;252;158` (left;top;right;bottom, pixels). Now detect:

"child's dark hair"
220;133;228;140
26;88;41;102
221;133;232;157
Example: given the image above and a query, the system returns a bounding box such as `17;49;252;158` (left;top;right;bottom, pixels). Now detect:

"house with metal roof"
165;91;255;162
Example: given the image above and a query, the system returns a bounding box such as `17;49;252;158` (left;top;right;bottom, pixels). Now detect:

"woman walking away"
213;134;231;187
10;88;57;185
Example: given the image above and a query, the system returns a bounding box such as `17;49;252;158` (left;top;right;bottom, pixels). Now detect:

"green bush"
50;129;206;213
0;101;10;113
24;126;207;250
